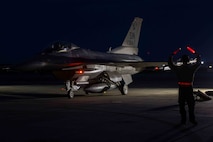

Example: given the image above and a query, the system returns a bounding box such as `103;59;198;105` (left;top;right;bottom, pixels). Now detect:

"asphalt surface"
0;70;213;142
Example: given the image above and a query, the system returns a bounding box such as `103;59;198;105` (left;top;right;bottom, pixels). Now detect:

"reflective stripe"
178;82;192;86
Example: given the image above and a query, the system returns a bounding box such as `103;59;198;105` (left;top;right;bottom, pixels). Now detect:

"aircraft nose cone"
15;61;48;71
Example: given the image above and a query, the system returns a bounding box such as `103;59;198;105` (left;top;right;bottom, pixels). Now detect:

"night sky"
1;0;213;64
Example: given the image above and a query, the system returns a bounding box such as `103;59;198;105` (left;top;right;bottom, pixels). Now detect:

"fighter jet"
13;17;166;98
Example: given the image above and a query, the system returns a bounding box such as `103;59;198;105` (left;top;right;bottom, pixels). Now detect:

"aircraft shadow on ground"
0;92;67;100
147;104;179;112
0;91;109;100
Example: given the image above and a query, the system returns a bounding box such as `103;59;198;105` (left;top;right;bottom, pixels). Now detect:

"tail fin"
110;17;143;55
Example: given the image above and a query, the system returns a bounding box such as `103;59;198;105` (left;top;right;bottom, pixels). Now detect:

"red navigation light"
75;69;84;74
187;46;195;54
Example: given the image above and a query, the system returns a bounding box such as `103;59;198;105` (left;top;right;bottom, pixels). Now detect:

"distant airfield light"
209;65;212;69
201;61;204;65
61;88;66;91
154;66;159;71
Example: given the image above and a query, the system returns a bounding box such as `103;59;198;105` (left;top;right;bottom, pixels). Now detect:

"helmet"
181;54;189;63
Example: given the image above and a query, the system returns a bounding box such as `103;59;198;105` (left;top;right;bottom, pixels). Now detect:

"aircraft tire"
68;89;74;99
120;84;128;95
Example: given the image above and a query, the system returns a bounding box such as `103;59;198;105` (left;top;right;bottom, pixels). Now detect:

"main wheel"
120;84;128;95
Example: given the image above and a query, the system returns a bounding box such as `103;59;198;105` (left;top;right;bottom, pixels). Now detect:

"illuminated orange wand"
173;48;181;55
187;46;196;54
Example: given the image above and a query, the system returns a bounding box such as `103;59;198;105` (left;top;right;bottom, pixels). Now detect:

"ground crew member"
168;46;201;125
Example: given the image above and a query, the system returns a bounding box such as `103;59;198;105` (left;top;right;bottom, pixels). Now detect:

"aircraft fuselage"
17;47;143;73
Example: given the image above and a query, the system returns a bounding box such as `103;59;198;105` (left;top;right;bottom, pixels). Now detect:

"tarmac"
0;71;213;142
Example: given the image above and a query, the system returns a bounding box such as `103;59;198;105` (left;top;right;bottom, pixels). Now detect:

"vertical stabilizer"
122;17;142;48
110;17;143;55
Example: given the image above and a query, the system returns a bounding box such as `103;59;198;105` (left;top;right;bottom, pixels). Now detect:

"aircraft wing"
60;61;167;72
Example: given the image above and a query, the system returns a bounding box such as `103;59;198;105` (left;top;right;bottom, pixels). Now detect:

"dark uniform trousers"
178;85;195;123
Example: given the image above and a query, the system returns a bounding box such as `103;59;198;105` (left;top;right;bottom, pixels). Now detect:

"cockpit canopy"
42;41;80;54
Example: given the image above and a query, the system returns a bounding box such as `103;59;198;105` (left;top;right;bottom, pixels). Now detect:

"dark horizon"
1;0;213;64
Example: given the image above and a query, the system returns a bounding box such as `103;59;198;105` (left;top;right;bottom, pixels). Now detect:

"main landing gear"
65;79;128;99
118;81;128;95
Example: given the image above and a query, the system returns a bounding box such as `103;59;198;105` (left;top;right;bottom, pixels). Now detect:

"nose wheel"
65;80;80;99
67;89;74;98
